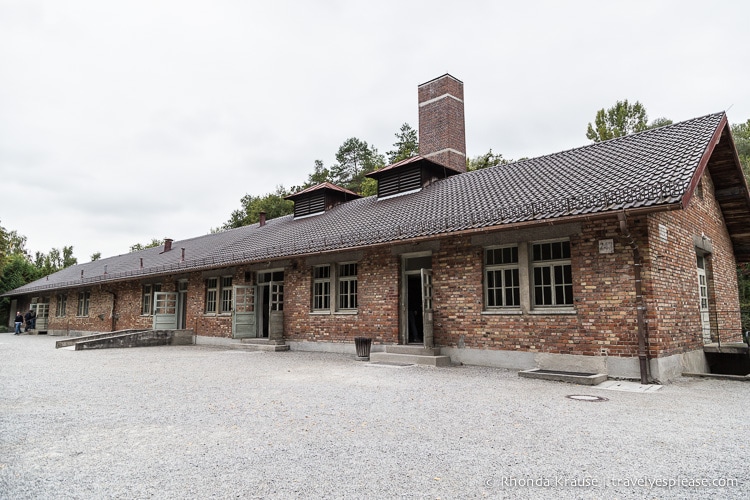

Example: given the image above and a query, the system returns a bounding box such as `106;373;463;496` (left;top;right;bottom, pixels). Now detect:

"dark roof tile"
7;112;731;295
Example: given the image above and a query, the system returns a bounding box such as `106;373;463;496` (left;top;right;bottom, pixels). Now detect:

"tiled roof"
7;112;739;295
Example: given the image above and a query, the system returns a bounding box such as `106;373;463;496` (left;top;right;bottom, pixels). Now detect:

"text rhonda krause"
487;476;740;489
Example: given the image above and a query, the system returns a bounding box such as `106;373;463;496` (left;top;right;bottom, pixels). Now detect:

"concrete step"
370;352;451;367
518;369;607;386
384;345;442;356
240;338;286;345
229;343;289;352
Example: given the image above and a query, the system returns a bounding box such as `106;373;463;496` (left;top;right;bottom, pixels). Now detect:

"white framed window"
77;291;90;317
205;276;233;314
141;284;162;315
532;240;573;307
337;263;358;310
484;246;520;308
55;294;67;317
220;276;233;313
205;278;218;313
312;265;331;310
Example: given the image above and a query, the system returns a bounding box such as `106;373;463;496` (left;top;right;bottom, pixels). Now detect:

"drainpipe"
618;212;650;384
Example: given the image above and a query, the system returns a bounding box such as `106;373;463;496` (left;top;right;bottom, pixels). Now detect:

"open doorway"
401;254;433;346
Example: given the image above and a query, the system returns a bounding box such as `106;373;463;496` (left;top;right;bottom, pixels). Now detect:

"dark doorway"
407;274;423;343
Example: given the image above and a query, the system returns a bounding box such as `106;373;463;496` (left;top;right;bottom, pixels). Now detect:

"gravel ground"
1;333;748;499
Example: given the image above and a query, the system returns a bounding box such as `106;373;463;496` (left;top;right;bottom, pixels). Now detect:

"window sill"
334;310;358;316
529;308;577;315
310;310;331;316
481;309;523;315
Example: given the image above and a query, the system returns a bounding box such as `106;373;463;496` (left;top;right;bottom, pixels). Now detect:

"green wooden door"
233;285;257;339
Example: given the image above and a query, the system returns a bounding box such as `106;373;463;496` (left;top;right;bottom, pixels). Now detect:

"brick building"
5;74;750;382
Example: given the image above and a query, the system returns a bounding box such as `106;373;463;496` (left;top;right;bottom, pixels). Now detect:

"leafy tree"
359;177;378;197
90;252;102;261
33;246;77;277
732;119;750;179
732;118;750;324
0;222;30;263
467;149;511;171
129;239;163;253
291;160;332;193
0;254;41;325
648;117;673;129
222;185;294;230
586;100;649;142
387;123;419;164
307;160;331;185
586;100;674;142
329;138;385;193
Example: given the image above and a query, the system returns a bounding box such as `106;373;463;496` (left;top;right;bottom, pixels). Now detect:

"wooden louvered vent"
293;192;326;218
377;166;422;198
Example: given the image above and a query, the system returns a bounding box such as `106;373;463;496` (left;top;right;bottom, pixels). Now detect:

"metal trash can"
354;337;372;361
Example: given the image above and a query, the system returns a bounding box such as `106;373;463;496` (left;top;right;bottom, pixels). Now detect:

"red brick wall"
645;171;742;356
284;249;400;344
418;74;466;172
430;224;642;358
37;174;741;359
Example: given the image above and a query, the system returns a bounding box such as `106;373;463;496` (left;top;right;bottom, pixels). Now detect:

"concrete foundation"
196;337;710;383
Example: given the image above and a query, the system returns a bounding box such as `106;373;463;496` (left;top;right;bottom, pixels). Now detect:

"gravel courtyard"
1;334;748;499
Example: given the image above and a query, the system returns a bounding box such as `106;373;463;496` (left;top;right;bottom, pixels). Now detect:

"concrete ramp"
55;329;194;350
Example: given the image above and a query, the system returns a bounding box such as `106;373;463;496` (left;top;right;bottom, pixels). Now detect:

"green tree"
33;246;78;276
129;239;163;253
732;118;750;326
90;252;102;261
0;223;30;263
387;123;419;164
291;160;332;192
0;254;41;325
222;185;294;230
586;100;649;142
467;149;511;171
329;138;385;193
648;117;673;129
732;119;750;179
359;177;378;197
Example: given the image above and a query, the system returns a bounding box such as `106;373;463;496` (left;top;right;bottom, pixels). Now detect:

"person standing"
14;311;23;334
24;309;32;332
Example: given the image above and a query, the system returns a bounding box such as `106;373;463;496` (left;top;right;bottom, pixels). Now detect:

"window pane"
562;241;571;259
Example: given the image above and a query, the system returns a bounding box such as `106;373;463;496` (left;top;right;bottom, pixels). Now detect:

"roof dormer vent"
286;182;361;219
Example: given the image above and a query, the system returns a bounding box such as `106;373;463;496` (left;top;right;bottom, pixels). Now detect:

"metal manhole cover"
566;394;608;402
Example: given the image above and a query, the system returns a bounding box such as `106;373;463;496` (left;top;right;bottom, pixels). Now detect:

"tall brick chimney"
418;74;466;172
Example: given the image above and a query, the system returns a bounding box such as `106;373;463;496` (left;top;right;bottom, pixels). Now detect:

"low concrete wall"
443;346;709;383
287;340;385;355
193;336;709;382
73;329;194;350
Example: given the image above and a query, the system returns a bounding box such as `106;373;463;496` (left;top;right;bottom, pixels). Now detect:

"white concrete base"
440;347;537;371
287;340;385;355
441;346;710;383
649;349;709;384
195;337;710;383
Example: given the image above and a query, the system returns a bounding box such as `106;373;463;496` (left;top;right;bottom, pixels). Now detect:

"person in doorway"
29;308;36;330
14;311;23;334
24;309;33;332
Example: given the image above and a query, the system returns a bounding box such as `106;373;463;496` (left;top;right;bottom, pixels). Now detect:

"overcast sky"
1;0;749;262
